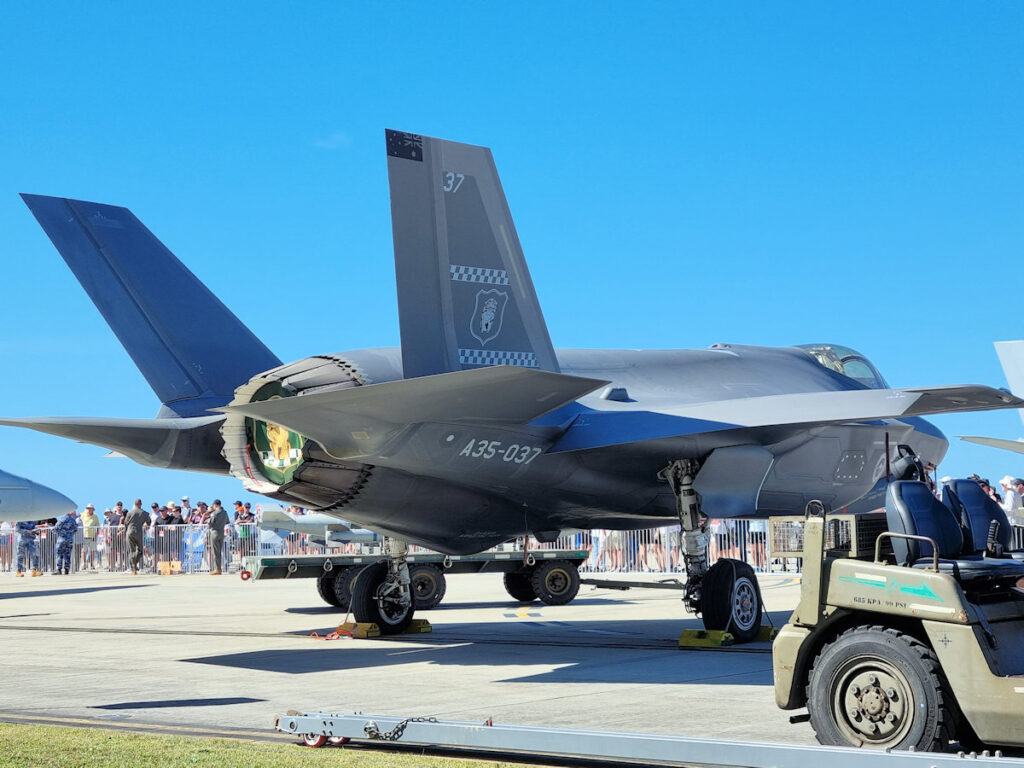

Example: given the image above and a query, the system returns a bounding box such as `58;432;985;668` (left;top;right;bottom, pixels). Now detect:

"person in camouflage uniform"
123;498;151;575
53;509;78;574
15;520;41;577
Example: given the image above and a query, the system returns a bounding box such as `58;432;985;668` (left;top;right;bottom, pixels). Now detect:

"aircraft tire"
331;565;363;610
700;559;762;643
807;625;953;751
316;572;342;608
410;563;446;609
350;561;415;634
531;560;580;606
503;571;538;602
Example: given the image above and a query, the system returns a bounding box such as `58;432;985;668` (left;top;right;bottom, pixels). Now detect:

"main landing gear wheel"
316;572;342;608
531;559;581;606
807;625;954;751
410;563;446;609
503;571;538;602
700;559;762;643
331;565;363;611
350;561;414;634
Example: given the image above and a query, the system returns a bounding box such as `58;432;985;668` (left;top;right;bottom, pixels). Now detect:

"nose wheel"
700;559;763;643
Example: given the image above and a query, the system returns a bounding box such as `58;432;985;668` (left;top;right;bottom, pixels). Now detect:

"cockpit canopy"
797;344;888;389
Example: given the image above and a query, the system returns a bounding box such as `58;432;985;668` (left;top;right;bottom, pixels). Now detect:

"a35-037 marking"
459;439;542;465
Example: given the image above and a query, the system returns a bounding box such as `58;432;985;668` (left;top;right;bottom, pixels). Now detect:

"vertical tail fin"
21;194;282;416
385;130;559;378
994;340;1024;427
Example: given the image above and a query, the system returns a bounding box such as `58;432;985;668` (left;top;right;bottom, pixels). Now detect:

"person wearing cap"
80;505;100;570
167;501;184;526
999;476;1021;517
180;495;192;520
235;501;256;556
152;505;174;572
53;508;78;575
207;500;230;575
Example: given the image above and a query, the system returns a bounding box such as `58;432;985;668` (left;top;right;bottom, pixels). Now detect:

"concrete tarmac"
0;568;814;747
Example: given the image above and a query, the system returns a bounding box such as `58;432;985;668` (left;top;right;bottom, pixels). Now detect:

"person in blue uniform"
53;509;78;575
15;520;41;577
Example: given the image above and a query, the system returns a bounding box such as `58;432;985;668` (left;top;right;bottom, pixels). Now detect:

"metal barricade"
572;520;776;575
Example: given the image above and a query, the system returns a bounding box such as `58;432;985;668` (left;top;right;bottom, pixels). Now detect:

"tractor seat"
885;481;1024;580
946;479;1024;562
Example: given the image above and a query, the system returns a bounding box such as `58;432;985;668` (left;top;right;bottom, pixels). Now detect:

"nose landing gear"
660;459;763;642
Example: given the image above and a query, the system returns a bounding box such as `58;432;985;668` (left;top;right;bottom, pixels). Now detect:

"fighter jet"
960;341;1024;455
0;467;76;522
5;130;1023;640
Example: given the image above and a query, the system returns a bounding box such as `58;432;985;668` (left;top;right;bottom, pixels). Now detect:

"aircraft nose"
30;480;77;519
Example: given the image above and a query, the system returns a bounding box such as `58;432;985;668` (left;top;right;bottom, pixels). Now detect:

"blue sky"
1;2;1023;509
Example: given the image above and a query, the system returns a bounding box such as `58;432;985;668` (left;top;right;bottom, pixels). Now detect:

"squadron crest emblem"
470;289;508;346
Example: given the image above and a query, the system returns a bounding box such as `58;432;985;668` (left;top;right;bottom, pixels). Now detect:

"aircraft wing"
218;366;608;459
959;435;1024;455
550;385;1024;453
0;415;228;472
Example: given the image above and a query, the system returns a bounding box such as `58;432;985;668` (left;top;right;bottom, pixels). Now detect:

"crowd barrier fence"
2;520;1023;576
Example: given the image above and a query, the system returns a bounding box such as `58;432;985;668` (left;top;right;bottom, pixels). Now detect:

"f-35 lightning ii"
5;130;1022;639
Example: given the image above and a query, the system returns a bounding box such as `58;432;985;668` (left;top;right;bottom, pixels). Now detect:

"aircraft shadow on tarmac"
184;614;781;686
284;597;634;616
93;697;265;710
0;585;152;601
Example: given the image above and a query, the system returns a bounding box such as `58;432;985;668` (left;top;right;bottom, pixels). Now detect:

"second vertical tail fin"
21;194;282;416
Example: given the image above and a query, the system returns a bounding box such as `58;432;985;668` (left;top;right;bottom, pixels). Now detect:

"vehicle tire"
332;565;363;610
316;572;342;608
700;559;762;643
504;571;538;602
531;559;580;606
350;561;414;634
410;563;446;609
807;625;954;751
302;733;328;747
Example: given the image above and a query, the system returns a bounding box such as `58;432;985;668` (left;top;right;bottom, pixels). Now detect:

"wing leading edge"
549;384;1024;453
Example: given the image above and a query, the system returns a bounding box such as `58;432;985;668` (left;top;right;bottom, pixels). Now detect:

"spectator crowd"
2;495;273;576
3;472;1024;578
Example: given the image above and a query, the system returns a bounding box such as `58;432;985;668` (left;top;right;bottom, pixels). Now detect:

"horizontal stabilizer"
959;435;1024;456
21;194;282;416
552;384;1024;453
219;366;607;459
0;415;228;473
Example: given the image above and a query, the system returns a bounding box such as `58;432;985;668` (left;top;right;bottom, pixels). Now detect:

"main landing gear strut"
659;459;763;642
350;537;416;634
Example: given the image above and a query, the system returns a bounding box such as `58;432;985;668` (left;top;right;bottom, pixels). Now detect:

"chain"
363;716;438;741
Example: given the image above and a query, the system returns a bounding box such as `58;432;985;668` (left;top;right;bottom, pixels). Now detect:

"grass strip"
0;722;530;768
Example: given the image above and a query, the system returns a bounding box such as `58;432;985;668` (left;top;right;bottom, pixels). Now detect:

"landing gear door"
693;446;774;518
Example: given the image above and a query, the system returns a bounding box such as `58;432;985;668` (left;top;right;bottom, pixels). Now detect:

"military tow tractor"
773;483;1024;753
